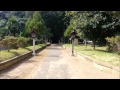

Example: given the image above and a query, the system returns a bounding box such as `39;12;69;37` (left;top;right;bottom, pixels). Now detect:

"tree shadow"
76;48;113;54
82;49;93;51
76;49;93;51
95;49;112;53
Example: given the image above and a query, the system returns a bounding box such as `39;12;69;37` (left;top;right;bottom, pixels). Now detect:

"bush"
0;41;2;47
27;38;32;45
115;36;120;53
1;36;18;51
17;37;29;48
1;36;30;51
106;36;120;53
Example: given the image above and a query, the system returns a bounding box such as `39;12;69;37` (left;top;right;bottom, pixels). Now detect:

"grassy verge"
64;44;120;66
0;44;46;62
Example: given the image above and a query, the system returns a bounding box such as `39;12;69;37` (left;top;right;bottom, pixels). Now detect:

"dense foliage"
0;11;120;51
41;11;69;43
0;36;29;51
64;11;120;49
106;36;120;53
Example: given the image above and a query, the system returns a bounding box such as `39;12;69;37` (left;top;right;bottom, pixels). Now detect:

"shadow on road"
0;55;33;74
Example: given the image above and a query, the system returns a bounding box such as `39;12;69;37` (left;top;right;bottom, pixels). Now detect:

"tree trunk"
13;32;16;37
93;39;96;50
93;43;95;50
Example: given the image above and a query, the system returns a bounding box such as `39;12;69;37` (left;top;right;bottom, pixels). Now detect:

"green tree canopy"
24;11;46;38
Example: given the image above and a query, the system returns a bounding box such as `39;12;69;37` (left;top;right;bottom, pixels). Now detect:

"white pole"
71;39;74;56
32;38;36;56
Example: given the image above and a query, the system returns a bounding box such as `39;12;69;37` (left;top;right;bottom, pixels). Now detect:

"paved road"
0;44;119;79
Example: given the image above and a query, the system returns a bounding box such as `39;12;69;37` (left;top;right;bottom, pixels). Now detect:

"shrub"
27;38;33;45
1;36;18;51
17;37;29;48
106;36;120;53
115;36;120;53
1;36;30;51
0;41;2;47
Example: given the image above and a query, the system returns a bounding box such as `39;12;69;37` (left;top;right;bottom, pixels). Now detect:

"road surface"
0;44;119;79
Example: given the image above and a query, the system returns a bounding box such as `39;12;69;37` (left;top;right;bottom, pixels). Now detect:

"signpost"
31;31;36;56
70;30;77;56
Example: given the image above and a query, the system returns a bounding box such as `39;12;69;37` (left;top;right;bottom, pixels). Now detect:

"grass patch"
64;44;120;66
0;44;46;62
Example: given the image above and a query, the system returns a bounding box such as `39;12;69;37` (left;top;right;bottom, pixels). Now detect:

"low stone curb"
0;44;50;71
64;46;120;74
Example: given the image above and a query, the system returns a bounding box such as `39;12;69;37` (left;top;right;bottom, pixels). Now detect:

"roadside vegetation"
0;44;45;62
64;44;120;66
63;11;120;66
0;11;120;66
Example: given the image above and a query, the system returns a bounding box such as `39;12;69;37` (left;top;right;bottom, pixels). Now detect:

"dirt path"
0;44;119;79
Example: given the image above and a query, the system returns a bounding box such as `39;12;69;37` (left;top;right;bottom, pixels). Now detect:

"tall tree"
7;17;20;37
24;11;46;39
41;11;69;43
64;11;120;49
